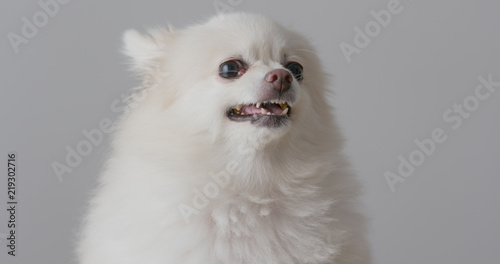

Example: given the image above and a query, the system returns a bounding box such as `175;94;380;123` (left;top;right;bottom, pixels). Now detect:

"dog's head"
122;13;333;149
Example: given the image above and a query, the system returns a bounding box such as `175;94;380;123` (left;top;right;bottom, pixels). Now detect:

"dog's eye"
285;62;303;81
219;60;246;79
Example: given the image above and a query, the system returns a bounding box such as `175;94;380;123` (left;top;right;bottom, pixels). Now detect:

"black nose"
264;69;292;94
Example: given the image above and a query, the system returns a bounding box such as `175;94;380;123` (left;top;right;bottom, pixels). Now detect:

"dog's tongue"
241;104;283;115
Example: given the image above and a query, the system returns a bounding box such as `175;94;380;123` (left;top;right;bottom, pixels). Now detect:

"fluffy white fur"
77;13;370;264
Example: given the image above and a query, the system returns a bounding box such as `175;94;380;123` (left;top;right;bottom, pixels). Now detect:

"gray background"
1;0;499;263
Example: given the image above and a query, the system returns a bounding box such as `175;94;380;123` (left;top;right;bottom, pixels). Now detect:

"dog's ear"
122;27;174;83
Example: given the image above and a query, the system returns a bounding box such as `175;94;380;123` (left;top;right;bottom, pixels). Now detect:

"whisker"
295;48;319;57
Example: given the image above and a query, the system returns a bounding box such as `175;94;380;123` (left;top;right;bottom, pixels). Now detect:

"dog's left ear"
122;26;175;82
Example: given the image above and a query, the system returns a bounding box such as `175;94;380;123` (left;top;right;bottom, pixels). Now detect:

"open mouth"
227;99;291;127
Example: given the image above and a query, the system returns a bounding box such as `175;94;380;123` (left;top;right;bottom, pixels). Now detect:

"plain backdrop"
1;0;499;263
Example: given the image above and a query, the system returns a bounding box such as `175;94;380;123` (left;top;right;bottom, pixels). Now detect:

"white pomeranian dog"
77;13;370;264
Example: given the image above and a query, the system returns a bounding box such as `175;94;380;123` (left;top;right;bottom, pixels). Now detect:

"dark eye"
219;60;246;79
285;62;303;81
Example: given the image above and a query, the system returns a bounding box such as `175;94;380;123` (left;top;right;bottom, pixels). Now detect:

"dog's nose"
265;69;292;93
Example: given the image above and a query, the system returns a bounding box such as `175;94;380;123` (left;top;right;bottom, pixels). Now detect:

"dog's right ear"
122;27;174;82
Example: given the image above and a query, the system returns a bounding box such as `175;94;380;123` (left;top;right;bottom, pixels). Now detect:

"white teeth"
256;102;261;108
261;108;267;115
281;108;289;115
267;112;271;115
236;104;242;111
